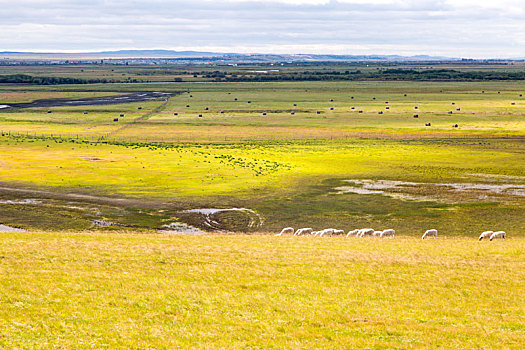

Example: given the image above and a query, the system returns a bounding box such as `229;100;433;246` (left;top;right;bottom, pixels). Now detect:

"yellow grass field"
0;231;524;349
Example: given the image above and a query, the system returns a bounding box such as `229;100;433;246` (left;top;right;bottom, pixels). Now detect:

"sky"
1;0;524;58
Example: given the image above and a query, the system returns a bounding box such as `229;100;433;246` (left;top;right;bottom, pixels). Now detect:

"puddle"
0;224;27;232
335;179;525;203
3;91;178;109
0;199;41;205
91;220;120;227
179;208;264;231
159;222;207;235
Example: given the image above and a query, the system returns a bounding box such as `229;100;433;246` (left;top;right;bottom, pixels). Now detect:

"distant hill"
0;50;464;62
0;50;225;58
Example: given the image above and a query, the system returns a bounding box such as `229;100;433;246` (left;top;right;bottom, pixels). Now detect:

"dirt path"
0;184;167;209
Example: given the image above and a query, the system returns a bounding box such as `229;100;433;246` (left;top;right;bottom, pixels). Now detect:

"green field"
0;78;524;234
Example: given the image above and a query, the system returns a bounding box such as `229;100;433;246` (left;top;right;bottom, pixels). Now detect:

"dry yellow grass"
0;231;523;348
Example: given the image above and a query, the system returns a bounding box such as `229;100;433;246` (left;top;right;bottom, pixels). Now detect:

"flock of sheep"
276;227;507;241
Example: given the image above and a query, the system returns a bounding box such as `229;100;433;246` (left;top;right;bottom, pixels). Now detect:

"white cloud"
0;0;524;57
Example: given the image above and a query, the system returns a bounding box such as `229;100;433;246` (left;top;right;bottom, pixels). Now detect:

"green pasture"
0;80;523;233
1;81;524;140
0;135;523;234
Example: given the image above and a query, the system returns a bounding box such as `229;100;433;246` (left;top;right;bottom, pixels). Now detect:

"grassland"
0;231;524;348
1;81;525;140
0;79;524;233
0;65;524;348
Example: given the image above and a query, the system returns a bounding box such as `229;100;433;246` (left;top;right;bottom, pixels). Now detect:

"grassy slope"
0;231;523;349
0;136;524;234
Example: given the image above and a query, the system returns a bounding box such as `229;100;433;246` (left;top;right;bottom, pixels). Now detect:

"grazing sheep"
490;231;506;241
346;229;359;237
380;229;395;238
294;228;313;236
276;227;294;236
372;230;383;237
333;229;345;236
422;229;438;239
478;231;493;241
319;228;335;237
358;228;375;237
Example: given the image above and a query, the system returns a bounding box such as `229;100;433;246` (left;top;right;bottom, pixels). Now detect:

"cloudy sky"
1;0;524;58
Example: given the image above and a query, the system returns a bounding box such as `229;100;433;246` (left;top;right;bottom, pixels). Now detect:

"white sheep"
333;229;345;236
490;231;506;241
478;231;493;241
294;228;313;236
346;229;359;238
380;229;395;238
275;227;294;236
319;228;335;237
358;228;375;237
372;230;383;237
422;229;438;239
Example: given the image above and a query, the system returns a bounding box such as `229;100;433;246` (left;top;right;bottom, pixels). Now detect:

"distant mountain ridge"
0;50;458;62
